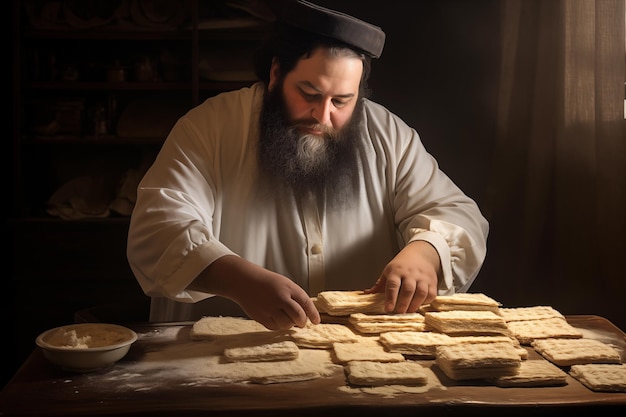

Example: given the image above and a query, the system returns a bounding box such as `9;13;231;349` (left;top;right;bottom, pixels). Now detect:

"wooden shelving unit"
7;0;278;383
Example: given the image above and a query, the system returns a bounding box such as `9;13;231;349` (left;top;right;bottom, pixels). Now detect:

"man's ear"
268;58;280;91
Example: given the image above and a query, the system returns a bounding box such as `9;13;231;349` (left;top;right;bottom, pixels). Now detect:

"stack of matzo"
348;312;426;334
424;299;527;382
379;331;454;358
425;310;512;336
385;296;565;385
315;290;386;316
497;305;583;345
494;360;568;387
453;335;528;360
429;292;501;313
436;341;521;380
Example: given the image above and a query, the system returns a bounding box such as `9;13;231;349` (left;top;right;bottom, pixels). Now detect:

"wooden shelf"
24;29;193;40
25;81;194;90
8;216;131;225
14;0;272;219
24;80;256;91
22;134;165;145
12;0;277;224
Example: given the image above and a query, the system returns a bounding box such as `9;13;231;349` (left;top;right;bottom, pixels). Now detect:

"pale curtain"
478;0;625;322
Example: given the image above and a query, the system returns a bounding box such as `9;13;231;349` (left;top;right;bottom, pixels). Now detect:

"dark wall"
316;0;500;206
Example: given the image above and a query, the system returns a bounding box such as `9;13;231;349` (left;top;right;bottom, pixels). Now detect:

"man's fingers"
382;275;436;314
392;279;418;314
384;276;401;313
287;293;320;327
301;296;321;325
407;281;430;312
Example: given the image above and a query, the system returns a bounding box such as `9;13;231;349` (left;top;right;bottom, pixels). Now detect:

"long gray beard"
258;84;362;204
295;133;329;174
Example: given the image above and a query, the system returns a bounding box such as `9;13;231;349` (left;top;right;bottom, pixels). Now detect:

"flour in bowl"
46;324;134;349
52;329;92;349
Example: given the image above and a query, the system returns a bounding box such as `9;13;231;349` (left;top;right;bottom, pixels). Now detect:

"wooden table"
1;315;625;416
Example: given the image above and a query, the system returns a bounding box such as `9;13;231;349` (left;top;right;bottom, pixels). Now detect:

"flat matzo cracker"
379;331;453;358
190;316;289;348
495;359;568;387
223;341;299;362
345;360;429;386
436;341;521;380
290;322;360;348
449;335;529;360
569;363;626;392
498;306;565;322
430;293;501;313
425;310;511;336
506;317;583;345
204;348;341;384
332;339;405;364
190;316;272;340
315;291;386;316
531;337;622;366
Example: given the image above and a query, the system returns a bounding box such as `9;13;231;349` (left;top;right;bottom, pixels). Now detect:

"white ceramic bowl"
36;323;137;373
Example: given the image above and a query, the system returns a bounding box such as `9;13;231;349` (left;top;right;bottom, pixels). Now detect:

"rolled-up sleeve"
127;86;260;303
365;101;489;294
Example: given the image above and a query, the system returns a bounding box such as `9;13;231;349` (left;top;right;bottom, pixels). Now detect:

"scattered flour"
94;326;440;396
128;338;338;382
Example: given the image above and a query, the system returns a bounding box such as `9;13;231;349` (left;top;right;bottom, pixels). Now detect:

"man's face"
258;47;364;199
269;46;363;132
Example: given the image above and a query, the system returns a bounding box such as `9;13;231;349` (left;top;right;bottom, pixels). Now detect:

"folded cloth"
47;175;115;220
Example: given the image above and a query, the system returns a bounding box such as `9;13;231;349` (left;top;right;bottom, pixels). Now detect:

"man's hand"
191;255;321;331
365;240;441;313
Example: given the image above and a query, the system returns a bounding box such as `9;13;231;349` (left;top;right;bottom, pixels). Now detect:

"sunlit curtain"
480;0;625;316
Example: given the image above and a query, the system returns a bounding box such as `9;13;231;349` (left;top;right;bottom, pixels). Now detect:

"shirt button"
311;244;323;255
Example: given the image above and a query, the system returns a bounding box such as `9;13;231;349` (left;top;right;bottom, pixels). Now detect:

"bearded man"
127;0;489;329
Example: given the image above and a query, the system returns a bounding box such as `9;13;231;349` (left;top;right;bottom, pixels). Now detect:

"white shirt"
127;82;489;321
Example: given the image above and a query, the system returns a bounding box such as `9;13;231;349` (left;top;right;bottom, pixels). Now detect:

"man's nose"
311;99;332;126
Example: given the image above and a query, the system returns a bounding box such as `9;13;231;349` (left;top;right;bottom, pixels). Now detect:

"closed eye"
297;83;354;108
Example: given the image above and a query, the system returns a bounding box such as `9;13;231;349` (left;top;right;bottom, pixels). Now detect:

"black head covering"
280;0;386;58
